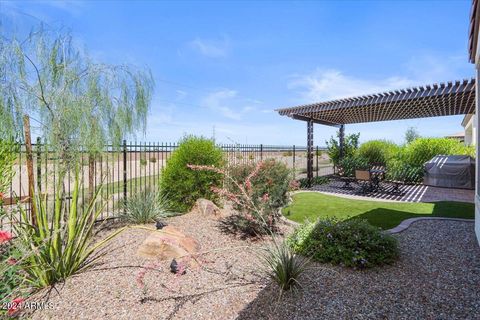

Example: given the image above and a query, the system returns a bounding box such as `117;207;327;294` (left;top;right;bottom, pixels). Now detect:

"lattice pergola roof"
276;78;476;126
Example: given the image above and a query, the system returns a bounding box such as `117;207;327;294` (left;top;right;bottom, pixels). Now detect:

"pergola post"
307;118;314;187
339;124;345;159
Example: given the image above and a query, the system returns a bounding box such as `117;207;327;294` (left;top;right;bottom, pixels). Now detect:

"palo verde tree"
1;26;154;167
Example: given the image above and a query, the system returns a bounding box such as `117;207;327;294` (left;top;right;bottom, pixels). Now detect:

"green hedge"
159;136;224;212
401;137;474;168
357;140;399;165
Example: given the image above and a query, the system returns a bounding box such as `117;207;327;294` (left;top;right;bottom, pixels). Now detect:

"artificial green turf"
282;192;474;229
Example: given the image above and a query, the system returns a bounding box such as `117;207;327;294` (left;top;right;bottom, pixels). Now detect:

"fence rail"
1;141;332;231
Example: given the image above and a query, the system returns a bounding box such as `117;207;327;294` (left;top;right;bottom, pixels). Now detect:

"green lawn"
282;192;474;229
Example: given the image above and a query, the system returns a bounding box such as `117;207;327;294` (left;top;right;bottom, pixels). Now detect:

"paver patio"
310;179;474;203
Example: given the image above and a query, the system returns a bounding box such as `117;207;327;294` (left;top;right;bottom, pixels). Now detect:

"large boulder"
137;226;200;265
192;198;224;218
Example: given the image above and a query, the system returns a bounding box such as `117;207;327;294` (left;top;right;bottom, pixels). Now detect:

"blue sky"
1;0;475;146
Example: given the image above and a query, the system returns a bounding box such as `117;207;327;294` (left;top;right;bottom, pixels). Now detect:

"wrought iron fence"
1;140;332;231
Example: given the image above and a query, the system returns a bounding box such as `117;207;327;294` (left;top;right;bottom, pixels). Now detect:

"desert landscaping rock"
137;225;200;262
192;198;225;219
26;218;479;320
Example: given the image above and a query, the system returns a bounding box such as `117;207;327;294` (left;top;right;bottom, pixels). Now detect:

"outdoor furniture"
387;179;404;195
355;169;372;194
369;167;386;191
337;166;355;189
384;166;410;196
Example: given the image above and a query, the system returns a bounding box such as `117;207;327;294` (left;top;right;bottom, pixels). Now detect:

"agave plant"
260;239;310;292
13;172;124;288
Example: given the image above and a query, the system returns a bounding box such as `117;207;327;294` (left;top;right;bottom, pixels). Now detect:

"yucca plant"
121;188;174;224
260;239;310;292
13;172;124;288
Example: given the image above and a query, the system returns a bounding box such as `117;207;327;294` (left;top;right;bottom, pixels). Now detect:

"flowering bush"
1;231;27;318
226;159;291;215
189;159;289;236
287;219;399;269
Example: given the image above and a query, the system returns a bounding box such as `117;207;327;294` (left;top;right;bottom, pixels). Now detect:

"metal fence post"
293;145;296;179
260;144;263;161
36;137;42;192
123;139;127;213
316;146;319;178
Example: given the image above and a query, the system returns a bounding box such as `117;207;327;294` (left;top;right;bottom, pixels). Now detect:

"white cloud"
199;89;261;120
2;0;85;22
189;37;230;58
288;54;473;104
201;89;241;120
175;90;187;100
288;69;417;102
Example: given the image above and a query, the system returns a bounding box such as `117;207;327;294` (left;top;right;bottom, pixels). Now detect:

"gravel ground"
238;220;480;320
26;217;479;320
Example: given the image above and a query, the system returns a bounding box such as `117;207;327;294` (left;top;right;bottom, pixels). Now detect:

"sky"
0;0;475;146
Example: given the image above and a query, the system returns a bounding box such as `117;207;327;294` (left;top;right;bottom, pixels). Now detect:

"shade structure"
276;78;476;187
276;78;476;126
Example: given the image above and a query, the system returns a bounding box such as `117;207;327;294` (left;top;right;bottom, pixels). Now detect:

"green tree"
1;26;154;164
326;131;360;166
405;127;420;144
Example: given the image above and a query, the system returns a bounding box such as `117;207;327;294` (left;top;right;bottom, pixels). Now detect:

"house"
445;131;466;143
461;113;476;145
468;0;480;244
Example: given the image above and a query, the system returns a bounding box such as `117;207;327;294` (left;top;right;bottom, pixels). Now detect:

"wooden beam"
23;115;36;226
290;114;341;127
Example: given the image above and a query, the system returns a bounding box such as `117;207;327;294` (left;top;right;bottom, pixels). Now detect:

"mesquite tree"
1;27;154;164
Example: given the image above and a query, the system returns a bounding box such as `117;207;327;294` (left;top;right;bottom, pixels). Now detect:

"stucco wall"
475;68;480;245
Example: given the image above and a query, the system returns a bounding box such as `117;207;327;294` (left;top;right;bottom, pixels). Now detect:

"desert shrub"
260;239;310;292
287;219;399;269
160;136;224;212
227;159;291;214
13;174;124;288
140;158;148;166
402;137;475;168
149;157;157;163
357;140;399;165
191;160;289;236
297;176;329;188
121;188;173;224
338;155;369;177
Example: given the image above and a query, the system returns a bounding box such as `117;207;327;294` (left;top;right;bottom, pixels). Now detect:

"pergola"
276;78;476;185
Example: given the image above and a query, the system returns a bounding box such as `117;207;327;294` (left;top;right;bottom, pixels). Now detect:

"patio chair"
337;165;355;189
355;169;372;194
